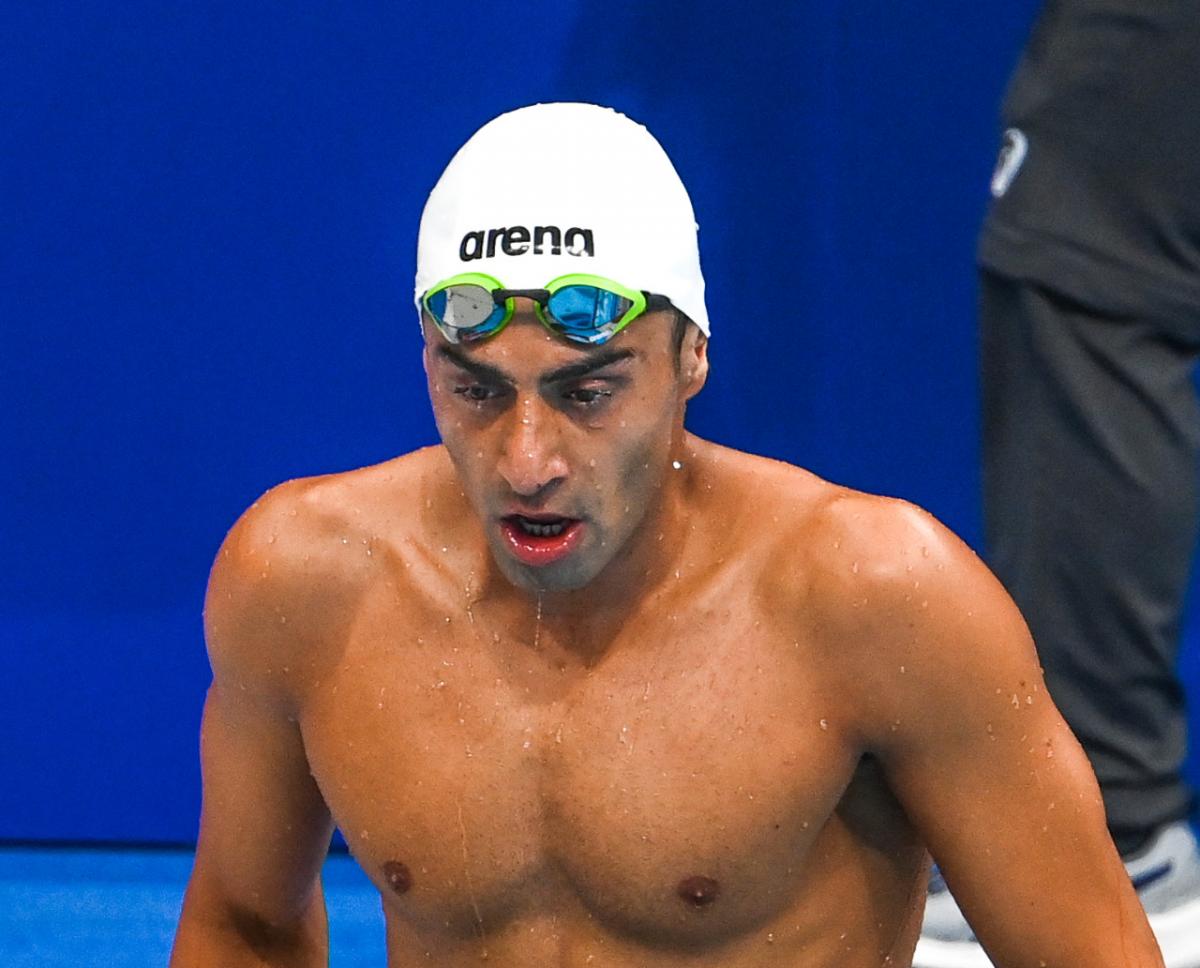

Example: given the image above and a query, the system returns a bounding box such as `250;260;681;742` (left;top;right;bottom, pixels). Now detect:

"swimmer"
170;103;1162;966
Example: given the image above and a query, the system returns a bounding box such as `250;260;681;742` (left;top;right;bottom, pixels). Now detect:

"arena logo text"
459;225;595;261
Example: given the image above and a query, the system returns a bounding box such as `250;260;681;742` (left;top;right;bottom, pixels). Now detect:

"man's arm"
820;495;1162;967
171;486;337;967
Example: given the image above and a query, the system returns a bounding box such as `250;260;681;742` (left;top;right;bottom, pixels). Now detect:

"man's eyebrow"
542;348;637;384
435;345;513;385
435;344;637;386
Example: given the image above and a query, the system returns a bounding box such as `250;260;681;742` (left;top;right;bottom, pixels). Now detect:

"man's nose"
496;396;568;498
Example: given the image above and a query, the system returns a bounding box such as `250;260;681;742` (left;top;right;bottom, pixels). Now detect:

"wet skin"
171;309;1162;967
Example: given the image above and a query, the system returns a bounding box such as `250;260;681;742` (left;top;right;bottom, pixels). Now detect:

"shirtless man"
171;103;1161;967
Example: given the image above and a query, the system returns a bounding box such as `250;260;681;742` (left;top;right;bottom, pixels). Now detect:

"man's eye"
453;385;501;404
565;386;613;406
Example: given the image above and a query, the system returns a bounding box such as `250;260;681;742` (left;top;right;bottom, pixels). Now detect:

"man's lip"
502;512;579;524
498;517;585;566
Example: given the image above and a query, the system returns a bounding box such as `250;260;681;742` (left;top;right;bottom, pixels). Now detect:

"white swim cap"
415;102;710;337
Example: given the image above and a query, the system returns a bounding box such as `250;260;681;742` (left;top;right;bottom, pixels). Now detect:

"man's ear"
681;328;709;400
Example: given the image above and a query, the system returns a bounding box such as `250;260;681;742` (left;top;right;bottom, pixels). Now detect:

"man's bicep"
870;543;1158;965
191;684;334;924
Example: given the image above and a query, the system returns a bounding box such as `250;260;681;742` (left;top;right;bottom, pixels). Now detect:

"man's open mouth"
511;515;570;537
499;515;585;566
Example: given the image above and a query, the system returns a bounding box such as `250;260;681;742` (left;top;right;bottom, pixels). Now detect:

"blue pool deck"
0;846;386;967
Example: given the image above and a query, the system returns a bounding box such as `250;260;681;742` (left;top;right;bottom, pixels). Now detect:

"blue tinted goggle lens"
544;286;633;343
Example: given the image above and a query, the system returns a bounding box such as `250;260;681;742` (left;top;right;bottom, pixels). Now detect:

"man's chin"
488;541;601;594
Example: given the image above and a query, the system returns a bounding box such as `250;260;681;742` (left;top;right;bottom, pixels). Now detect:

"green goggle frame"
421;272;672;345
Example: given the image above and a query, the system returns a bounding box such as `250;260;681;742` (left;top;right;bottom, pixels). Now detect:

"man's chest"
298;606;862;943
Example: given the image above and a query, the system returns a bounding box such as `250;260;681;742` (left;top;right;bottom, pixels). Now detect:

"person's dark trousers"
980;268;1199;855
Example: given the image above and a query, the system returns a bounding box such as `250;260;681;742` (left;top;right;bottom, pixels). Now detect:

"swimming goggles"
421;272;672;345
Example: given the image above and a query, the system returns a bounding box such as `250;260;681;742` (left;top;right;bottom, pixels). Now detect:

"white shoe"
912;821;1200;968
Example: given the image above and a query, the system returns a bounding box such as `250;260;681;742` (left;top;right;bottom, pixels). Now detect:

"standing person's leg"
980;269;1199;851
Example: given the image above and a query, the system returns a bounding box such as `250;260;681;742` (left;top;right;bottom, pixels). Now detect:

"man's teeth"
518;518;567;537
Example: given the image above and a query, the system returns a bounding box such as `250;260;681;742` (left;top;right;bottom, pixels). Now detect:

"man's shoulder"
788;483;1024;684
709;445;942;571
203;447;449;685
219;446;449;567
728;458;989;636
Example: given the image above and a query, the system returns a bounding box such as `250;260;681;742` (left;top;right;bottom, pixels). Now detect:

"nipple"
677;875;721;907
382;860;413;895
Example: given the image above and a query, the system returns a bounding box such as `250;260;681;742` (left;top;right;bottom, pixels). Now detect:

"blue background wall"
2;1;1196;844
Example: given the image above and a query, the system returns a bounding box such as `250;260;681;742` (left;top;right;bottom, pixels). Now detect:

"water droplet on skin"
588;458;596;467
899;665;906;674
767;933;775;943
851;561;859;574
921;546;930;557
819;719;829;731
532;593;543;650
672;460;683;470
